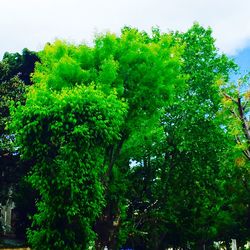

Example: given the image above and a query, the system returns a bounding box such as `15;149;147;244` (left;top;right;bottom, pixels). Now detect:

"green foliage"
0;48;38;182
157;23;236;246
1;49;39;84
218;73;250;243
10;27;183;249
11;84;126;249
0;49;38;208
0;49;36;151
122;23;238;249
220;74;250;157
10;24;248;249
0;76;25;152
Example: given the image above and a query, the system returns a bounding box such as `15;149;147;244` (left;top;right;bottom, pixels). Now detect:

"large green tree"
121;24;237;249
10;28;183;249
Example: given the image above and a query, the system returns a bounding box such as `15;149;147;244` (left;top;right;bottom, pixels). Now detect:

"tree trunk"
94;205;120;250
95;134;127;249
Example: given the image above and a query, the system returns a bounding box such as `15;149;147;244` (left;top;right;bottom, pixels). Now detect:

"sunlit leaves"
10;27;183;249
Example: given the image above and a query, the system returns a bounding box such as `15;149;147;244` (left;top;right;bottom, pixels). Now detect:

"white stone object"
232;239;237;250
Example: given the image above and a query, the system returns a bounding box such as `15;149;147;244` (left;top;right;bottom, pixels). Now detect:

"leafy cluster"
11;85;126;249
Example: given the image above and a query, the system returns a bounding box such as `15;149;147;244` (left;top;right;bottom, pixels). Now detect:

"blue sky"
0;0;250;71
233;47;250;75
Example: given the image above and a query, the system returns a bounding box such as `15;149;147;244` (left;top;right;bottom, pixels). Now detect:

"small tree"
218;74;250;244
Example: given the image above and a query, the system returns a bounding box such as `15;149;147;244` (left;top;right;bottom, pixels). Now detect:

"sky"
1;0;250;61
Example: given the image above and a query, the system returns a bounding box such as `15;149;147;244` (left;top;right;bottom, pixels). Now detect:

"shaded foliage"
0;49;38;237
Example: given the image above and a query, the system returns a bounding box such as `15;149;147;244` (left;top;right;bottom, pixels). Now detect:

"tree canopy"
4;24;250;250
10;28;183;249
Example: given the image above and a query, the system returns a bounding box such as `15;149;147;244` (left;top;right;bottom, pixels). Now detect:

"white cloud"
0;0;250;57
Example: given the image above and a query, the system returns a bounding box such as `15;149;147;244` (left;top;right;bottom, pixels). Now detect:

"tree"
218;74;250;246
0;65;26;205
10;28;183;249
0;48;39;178
121;23;237;249
93;28;183;249
159;23;236;248
1;49;39;84
220;74;250;162
0;49;38;236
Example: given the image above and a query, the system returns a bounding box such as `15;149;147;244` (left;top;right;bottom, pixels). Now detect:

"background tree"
0;49;38;237
217;74;250;247
220;74;250;163
1;49;38;84
121;23;237;249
